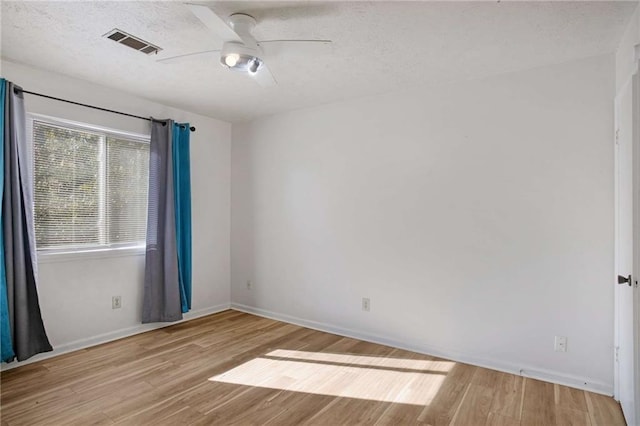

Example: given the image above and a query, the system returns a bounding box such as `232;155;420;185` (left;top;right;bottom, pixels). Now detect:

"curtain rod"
14;88;196;132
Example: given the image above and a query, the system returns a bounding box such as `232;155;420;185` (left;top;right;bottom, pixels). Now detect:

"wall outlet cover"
112;296;122;309
362;297;370;312
554;335;567;352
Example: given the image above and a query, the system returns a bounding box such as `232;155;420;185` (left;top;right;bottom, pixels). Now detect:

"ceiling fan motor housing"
227;13;257;39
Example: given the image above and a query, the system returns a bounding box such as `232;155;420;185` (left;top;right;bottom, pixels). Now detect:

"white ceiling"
1;1;636;123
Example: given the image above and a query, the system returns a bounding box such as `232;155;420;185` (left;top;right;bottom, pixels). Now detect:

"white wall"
231;54;616;393
1;61;231;366
616;2;640;93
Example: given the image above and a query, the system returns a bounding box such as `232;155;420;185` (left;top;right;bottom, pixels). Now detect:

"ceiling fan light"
224;53;240;67
220;41;264;74
220;53;263;73
248;58;260;74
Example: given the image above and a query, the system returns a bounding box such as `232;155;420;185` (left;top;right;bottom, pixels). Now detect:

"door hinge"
615;128;620;145
615;346;619;362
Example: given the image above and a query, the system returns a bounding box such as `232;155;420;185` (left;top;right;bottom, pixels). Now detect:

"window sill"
37;245;146;263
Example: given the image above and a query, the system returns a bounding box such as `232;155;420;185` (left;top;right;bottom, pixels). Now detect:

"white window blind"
32;118;150;251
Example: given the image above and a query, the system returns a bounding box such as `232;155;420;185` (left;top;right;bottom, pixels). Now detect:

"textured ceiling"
1;1;636;122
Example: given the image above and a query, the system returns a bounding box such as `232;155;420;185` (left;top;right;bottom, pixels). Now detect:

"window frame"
27;113;150;260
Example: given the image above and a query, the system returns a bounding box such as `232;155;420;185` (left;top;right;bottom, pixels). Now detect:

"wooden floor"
0;310;626;425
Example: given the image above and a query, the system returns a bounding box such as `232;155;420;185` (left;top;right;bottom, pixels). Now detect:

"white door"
614;66;638;426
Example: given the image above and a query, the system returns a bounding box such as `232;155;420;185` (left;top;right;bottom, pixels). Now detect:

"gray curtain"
142;119;182;323
4;83;52;361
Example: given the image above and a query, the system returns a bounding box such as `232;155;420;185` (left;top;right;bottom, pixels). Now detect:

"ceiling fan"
158;4;333;87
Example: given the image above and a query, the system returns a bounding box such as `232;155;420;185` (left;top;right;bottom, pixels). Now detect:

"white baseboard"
230;303;613;396
1;303;231;371
4;301;613;396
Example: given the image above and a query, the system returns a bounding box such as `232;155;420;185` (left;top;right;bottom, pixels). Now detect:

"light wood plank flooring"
0;310;626;425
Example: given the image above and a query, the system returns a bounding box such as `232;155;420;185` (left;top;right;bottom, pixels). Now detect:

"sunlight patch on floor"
266;349;455;372
209;350;452;405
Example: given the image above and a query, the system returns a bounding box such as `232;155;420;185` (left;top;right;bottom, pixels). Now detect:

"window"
31;116;150;252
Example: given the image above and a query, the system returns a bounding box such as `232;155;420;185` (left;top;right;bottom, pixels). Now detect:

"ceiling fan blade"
157;50;220;64
252;63;277;87
259;40;333;57
186;3;242;42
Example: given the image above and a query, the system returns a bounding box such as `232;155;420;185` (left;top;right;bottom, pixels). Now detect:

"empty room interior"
1;0;639;425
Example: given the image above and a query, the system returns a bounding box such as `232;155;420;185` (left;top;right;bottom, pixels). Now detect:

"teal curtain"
172;123;192;313
0;79;15;362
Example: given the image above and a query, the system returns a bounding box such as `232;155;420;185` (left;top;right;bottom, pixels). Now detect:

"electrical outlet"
246;280;252;290
112;296;122;309
554;336;567;352
362;297;370;312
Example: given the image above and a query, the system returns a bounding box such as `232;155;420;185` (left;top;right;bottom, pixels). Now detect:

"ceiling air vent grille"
103;29;162;55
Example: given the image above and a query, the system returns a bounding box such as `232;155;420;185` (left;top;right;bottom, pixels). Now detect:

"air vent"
103;29;162;55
